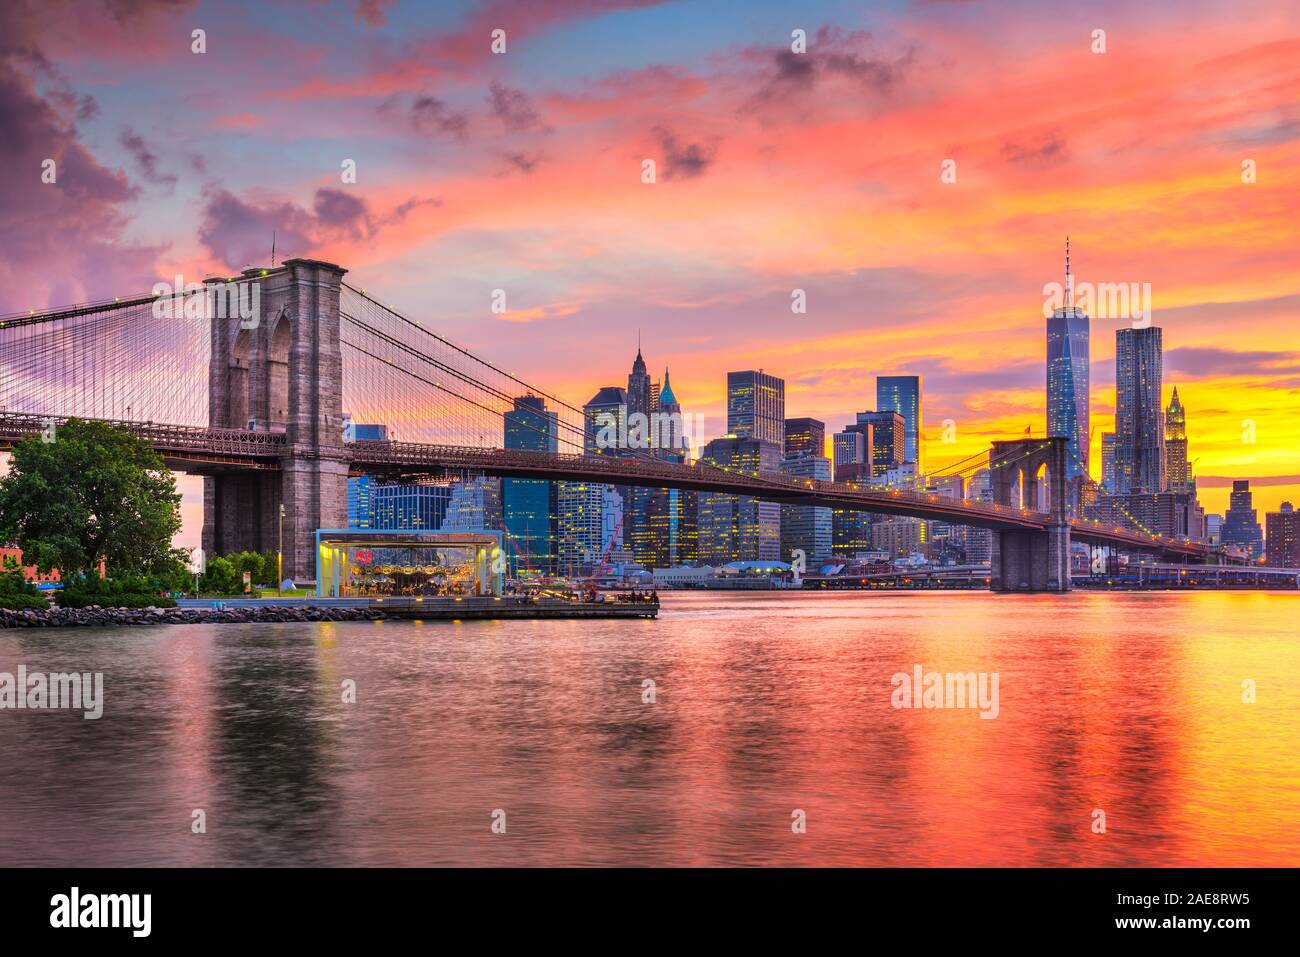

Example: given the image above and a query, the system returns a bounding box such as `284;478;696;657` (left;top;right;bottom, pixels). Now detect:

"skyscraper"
1164;387;1190;491
876;376;922;473
697;436;781;563
1266;503;1300;567
1101;432;1117;493
1046;238;1089;501
854;410;906;476
832;429;867;483
503;395;558;577
1114;326;1165;494
1221;480;1264;559
727;370;785;447
779;446;832;564
784;417;825;459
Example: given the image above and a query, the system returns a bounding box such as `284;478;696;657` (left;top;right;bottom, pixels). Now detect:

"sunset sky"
2;0;1297;537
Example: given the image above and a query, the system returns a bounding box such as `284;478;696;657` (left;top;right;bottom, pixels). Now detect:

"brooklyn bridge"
0;258;1242;591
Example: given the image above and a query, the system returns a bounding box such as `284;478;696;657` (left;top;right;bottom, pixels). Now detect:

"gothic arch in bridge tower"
229;327;251;428
988;437;1071;592
267;309;290;431
1032;461;1051;512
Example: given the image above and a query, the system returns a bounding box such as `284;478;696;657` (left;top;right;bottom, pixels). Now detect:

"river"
1;591;1296;866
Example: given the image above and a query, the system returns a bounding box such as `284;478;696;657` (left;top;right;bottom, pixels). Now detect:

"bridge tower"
989;437;1072;592
202;259;350;581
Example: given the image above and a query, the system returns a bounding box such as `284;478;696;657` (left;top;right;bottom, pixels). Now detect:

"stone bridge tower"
989;436;1072;592
201;258;351;581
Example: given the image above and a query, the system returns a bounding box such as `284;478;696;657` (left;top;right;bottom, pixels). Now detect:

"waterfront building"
1082;489;1205;541
1266;503;1300;567
439;476;502;532
779;453;832;564
1220;480;1264;559
876;376;923;473
697;435;782;563
1114;326;1165;493
872;517;923;559
372;482;455;531
503;394;558;577
347;474;373;529
1046;238;1090;506
557;482;622;570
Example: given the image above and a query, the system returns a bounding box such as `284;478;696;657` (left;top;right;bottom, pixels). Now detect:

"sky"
1;0;1298;544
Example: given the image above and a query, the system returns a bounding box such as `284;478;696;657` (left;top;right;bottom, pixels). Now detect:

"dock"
177;595;659;620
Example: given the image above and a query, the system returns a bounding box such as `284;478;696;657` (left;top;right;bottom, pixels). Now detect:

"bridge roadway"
0;413;1237;564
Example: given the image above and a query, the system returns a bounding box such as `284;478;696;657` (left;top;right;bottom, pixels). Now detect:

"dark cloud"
409;94;468;138
653;127;715;179
354;0;396;26
198;187;436;270
1001;131;1067;165
0;42;160;308
1196;474;1300;489
747;26;913;111
120;127;177;188
501;151;541;174
1164;346;1300;378
488;81;548;133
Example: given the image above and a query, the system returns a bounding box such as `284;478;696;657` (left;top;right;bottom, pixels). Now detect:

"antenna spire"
1065;235;1073;309
271;231;277;267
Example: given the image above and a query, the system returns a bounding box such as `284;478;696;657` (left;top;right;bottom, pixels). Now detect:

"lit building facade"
1220;480;1264;559
779;453;832;564
697;435;781;564
1046;239;1090;504
1266;503;1300;567
727;370;785;447
503;394;558;577
876;376;922;472
784;417;825;459
1114;326;1165;494
1164;387;1190;491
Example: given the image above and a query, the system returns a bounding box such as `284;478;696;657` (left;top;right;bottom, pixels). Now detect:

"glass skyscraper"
727;370;785;447
1114;326;1165;494
784;417;825;459
1046;241;1089;500
1221;480;1264;559
875;376;922;473
503;395;558;576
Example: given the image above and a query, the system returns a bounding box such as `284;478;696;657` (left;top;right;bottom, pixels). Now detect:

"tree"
200;556;241;595
0;418;182;579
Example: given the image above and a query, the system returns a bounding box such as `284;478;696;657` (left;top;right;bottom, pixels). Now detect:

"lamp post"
278;503;285;595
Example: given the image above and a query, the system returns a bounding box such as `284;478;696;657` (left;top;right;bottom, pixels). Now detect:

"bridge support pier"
988;437;1072;593
989;526;1071;592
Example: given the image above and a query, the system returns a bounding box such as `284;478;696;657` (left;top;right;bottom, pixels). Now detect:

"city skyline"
1;0;1296;540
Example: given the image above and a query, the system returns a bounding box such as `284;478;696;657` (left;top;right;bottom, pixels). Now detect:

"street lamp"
278;503;286;595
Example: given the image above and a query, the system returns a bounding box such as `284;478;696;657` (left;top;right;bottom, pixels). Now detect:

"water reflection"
0;592;1295;866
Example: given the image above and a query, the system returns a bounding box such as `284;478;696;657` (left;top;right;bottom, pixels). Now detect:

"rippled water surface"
1;591;1296;866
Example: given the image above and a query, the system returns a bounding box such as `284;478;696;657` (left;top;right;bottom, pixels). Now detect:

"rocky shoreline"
0;605;385;628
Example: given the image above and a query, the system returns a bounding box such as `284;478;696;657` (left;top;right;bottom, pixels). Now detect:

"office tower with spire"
1114;326;1165;494
1046;237;1090;507
1164;388;1191;492
876;376;923;474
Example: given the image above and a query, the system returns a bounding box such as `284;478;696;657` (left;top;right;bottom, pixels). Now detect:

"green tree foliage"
0;419;182;579
199;556;243;596
0;555;50;610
